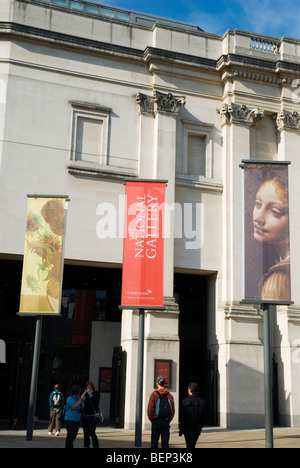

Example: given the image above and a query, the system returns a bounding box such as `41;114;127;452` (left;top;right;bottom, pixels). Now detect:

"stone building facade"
1;0;300;429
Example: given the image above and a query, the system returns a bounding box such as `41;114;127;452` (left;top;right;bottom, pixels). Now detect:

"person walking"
64;385;84;448
48;384;64;436
147;376;175;449
179;382;206;449
82;381;100;448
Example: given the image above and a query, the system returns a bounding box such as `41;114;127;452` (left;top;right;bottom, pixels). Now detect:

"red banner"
121;181;166;308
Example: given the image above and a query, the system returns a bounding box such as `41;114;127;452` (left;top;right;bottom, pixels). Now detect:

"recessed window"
68;101;138;180
75;117;103;164
179;120;214;179
70;102;111;166
188;134;206;176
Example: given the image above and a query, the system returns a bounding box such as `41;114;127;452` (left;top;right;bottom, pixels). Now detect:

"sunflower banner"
19;195;69;315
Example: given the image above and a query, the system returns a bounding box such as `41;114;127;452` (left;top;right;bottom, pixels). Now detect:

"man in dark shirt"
179;382;206;449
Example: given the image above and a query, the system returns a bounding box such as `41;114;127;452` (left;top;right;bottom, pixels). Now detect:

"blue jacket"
65;395;83;422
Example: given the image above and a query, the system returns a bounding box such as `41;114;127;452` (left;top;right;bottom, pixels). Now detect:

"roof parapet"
20;0;203;32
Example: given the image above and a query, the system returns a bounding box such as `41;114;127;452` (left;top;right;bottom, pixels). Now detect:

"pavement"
0;425;300;448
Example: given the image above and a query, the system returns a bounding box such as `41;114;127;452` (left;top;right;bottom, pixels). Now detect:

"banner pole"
135;308;145;448
26;315;42;441
263;304;273;449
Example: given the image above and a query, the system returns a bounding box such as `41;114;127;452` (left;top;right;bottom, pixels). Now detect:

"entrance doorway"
0;259;122;428
174;272;217;425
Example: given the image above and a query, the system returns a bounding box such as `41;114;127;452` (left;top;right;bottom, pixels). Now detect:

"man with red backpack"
147;376;175;449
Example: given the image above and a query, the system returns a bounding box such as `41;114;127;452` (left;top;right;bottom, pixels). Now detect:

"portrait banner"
19;196;69;315
121;180;166;308
242;161;291;303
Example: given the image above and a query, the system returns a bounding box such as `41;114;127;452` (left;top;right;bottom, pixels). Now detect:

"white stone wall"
1;0;300;429
89;321;121;421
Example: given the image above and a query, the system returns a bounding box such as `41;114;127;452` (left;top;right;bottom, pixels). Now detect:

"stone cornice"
222;302;263;321
0;22;144;60
217;53;278;73
286;305;300;323
144;46;217;70
217;53;300;85
2;22;300;84
68;162;137;180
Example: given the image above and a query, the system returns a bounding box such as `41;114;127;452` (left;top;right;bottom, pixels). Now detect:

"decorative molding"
136;90;186;116
273;110;300;132
153;91;186;115
217;103;264;127
0;21;144;60
250;36;280;55
69;101;112;114
175;175;223;193
222;302;263;321
2;21;300;88
286;305;300;323
163;296;180;314
136;93;154;115
67;162;137;180
231;69;281;85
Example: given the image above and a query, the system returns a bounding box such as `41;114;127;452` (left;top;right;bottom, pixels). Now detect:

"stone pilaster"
217;102;264;303
121;90;185;430
217;102;266;427
271;109;300;426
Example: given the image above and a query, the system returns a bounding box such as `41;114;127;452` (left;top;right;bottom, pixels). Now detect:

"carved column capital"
136;92;154;115
273;110;300;132
218;103;264;127
136;91;186;116
153;91;186;115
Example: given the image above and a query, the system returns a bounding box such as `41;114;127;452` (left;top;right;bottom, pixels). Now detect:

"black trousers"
151;418;170;449
82;415;99;448
65;420;80;448
183;427;201;449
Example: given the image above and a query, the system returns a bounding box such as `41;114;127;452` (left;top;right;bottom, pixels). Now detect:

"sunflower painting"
19;197;68;315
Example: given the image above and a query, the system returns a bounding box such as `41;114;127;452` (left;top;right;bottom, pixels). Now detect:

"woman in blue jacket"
65;385;84;448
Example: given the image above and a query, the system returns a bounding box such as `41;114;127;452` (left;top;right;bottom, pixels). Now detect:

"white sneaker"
48;431;52;435
55;431;60;436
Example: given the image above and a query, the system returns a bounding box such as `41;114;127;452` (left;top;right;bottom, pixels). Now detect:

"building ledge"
67;162;137;180
176;175;223;193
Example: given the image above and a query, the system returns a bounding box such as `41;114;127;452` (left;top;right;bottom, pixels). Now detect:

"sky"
95;0;300;40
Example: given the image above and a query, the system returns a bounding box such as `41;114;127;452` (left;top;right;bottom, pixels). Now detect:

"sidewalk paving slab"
0;427;300;448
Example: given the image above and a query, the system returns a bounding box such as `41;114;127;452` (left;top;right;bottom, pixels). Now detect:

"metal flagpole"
26;316;43;441
135;308;145;447
263;304;273;449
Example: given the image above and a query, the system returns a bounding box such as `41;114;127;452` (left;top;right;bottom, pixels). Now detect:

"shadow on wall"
227;355;265;429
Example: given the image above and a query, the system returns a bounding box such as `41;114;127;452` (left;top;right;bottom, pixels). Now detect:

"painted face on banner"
253;179;289;247
243;163;291;302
